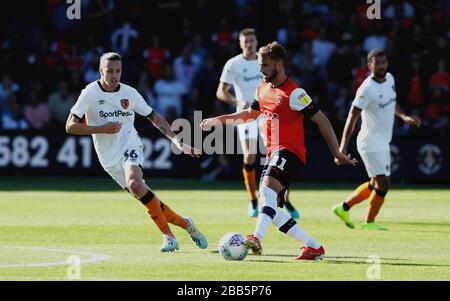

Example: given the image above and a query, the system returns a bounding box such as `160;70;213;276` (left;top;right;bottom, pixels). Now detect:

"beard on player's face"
263;65;278;83
374;69;387;78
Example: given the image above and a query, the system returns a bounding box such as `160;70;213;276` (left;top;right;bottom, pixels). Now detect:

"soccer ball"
218;232;248;261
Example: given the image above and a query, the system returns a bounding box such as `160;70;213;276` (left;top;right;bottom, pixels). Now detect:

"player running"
217;28;299;219
332;49;421;230
202;42;357;260
66;52;208;252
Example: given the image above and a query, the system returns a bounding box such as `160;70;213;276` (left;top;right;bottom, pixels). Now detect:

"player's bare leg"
242;138;258;217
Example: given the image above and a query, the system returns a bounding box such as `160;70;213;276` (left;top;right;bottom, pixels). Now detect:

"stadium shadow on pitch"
323;259;450;268
393;221;450;227
0;176;246;192
209;252;450;267
2;176;447;192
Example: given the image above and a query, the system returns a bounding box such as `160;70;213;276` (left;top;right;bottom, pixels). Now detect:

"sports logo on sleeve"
289;88;312;111
299;93;310;105
121;99;129;109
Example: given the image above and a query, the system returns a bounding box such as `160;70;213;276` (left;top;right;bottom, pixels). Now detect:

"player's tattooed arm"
147;111;200;157
147;111;176;140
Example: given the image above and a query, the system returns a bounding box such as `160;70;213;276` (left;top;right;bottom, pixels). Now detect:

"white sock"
254;186;277;241
273;208;321;249
272;207;291;227
287;226;321;249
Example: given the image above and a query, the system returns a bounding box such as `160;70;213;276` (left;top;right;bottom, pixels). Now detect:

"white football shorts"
103;145;145;189
237;118;264;141
359;148;391;178
237;117;265;155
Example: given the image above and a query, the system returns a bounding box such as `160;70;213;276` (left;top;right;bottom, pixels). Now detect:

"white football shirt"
70;81;153;168
353;72;397;152
220;54;263;112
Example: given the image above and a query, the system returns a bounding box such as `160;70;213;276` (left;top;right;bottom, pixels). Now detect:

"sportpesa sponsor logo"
379;98;396;109
99;110;133;118
243;75;263;82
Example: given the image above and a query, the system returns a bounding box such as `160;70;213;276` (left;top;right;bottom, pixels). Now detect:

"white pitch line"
0;246;111;268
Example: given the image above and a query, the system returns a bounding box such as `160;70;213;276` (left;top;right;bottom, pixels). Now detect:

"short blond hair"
239;28;256;38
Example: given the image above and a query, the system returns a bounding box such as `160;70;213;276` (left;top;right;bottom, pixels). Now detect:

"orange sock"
242;166;257;201
142;193;172;235
345;182;373;208
161;202;189;229
366;190;386;222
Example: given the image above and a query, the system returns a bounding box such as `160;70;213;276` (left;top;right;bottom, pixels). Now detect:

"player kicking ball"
332;49;421;231
66;52;208;252
201;42;357;260
216;28;299;219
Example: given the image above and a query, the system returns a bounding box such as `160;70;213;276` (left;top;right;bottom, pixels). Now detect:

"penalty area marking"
0;246;111;268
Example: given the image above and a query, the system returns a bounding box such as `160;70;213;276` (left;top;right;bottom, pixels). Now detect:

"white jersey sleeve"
352;84;371;110
219;59;235;84
71;87;92;119
289;88;312;111
254;84;260;102
133;88;153;116
386;72;396;86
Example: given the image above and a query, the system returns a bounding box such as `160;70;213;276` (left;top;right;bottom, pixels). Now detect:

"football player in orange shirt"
201;42;357;260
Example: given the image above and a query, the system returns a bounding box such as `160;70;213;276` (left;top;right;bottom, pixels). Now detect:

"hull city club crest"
121;99;129;109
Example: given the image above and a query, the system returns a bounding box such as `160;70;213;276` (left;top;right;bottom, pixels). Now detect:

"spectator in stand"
363;22;388;53
154;65;186;122
211;18;234;49
47;81;76;126
311;28;336;76
83;55;101;84
194;57;220;117
430;59;450;93
407;57;424;109
327;38;355;88
290;42;318;92
63;44;84;72
1;95;28;130
351;56;369;95
24;90;50;130
191;34;210;67
334;87;352;128
138;78;157;109
143;36;170;81
0;74;20;105
173;45;200;93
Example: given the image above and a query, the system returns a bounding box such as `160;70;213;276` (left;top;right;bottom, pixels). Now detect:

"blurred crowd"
0;0;449;137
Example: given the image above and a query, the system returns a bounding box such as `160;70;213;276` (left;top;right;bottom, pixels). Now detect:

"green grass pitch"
0;176;449;281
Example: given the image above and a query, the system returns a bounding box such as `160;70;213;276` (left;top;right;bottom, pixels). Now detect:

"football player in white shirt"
332;49;421;230
216;28;299;218
66;52;208;252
